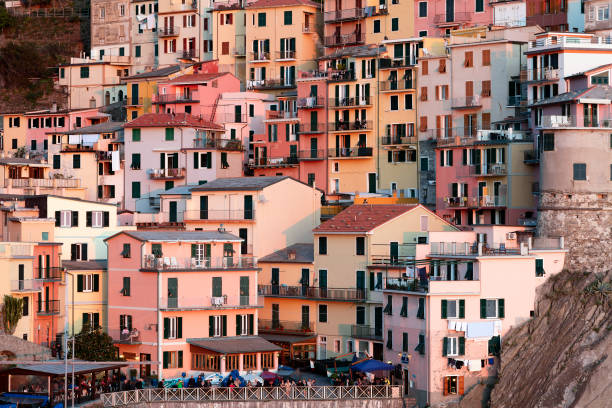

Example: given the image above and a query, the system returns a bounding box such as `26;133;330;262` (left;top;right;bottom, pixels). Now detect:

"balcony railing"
249;51;270;62
246;79;296;90
11;279;43;292
182;209;255;221
159;26;180;37
524;150;539;164
379;80;415;91
247;156;299;167
258;319;315;334
451;96;482;109
37;300;60;315
276;50;296;60
297;149;325;160
444;196;469;208
434;128;530;146
297;122;325;133
160;295;255;310
178;49;198;60
379;57;417;69
232;47;246;56
469;163;507;176
539;115;612;128
109;328;142;344
351;325;383;341
324;32;365;47
141;255;257;270
153;92;199;104
329;96;371;108
297;97;325;109
507;95;526;106
6;178;81;188
328;147;373;158
193;138;243;151
303;24;314;33
267;110;298;120
433;12;472;24
381;135;417;145
527;68;559;82
127;97;146;106
148;168;186;180
324;8;364;22
328;69;357;82
258;285;365;301
329;120;372;132
36;267;63;281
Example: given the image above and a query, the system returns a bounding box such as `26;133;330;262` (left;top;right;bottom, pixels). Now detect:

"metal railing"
329;96;371;108
539;115;612;128
328;69;356;82
258;319;315;333
11;279;43;292
303;24;314;33
451;96;482;109
507;95;526;106
276;50;296;60
297;149;325;160
153;93;199;103
328;147;373;158
37;267;63;281
523;150;539;164
182;209;255;221
37;300;60;315
126;97;146;106
381;135;417;145
469;164;507;176
297;123;325;133
179;50;198;60
429;241;522;256
193;138;243;150
297;97;325;108
527;68;559;82
248;157;299;167
159;295;254;310
6;178;81;188
258;285;365;301
148;168;186;179
249;51;270;61
141;256;257;270
246;79;296;90
433;12;472;24
351;325;383;341
267;110;298;120
529;35;612;50
379;57;417;69
328;120;372;131
108;328;141;344
379;80;415;91
325;32;365;47
101;386;402;405
324;8;365;22
159;26;180;37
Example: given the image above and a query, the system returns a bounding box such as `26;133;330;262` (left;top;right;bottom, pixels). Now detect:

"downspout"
376;48;381;193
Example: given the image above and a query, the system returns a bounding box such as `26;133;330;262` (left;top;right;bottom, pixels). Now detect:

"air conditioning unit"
211;297;224;306
506;232;517;240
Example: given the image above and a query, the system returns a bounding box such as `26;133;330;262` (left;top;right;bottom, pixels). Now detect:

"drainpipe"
155;239;162;380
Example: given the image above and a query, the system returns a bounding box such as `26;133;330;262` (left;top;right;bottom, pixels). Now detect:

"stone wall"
123;399;410;408
0;334;52;361
537;191;612;272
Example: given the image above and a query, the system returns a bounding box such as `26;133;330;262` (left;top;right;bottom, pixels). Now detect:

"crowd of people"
330;372;391;387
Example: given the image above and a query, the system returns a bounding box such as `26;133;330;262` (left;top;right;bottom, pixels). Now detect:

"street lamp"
63;270;75;408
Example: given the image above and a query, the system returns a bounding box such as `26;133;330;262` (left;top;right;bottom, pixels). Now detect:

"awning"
259;333;317;345
187;336;281;354
4;361;127;377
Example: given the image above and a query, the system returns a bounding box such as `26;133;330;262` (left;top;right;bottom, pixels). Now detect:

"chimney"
288;250;296;260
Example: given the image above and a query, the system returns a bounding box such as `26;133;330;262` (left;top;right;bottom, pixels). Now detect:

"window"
42;231;49;241
475;0;484;12
440;149;453;167
121;243;131;258
384;295;392;315
418;1;427;17
405;94;413;109
165;128;174;141
318;304;327;322
53;155;60;169
131;153;141;170
122;277;130;296
441;299;465;319
334;340;341;353
70;243;88;261
356;237;365;255
421;60;428;75
80;67;89;78
543;133;554;151
356;306;365;325
415;333;425;355
598;5;609;20
482;49;490;66
417;297;425;319
482;80;491;97
209;315;227;337
221;42;229;55
86;211;108;228
283;10;292;25
480;298;505;318
535;259;545;277
390;95;399;111
419;30;428;37
73;154;81;169
386;330;393;349
77;274;99;293
318;236;327;255
132;129;141;141
400;297;408;317
57;210;76;228
249;104;255;117
131;182;141;199
443;337;464;357
373;20;380;33
420;157;429;172
391;18;399;31
164;317;182;339
162;351;183;369
257;12;266;26
464;52;473;67
573;163;587;180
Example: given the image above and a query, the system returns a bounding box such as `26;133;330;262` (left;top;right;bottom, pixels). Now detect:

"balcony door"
240;276;249;305
244;195;253;220
390;242;399;263
446;0;454;23
271;268;279;295
301;269;309;296
375;306;383;337
169;201;177;223
167;278;178;308
301;305;310;330
199;196;208;219
272;304;280;328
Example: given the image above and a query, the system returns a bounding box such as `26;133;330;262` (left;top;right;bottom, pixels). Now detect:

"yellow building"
63;260;107;335
124;65;184;120
1;114;27;153
244;0;321;95
212;1;248;83
312;204;458;360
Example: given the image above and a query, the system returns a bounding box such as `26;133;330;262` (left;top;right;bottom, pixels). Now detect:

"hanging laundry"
455;360;464;369
146;15;156;30
448;320;457;331
468;360;481;372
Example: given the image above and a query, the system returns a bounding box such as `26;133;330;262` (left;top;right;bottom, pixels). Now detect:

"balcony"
523;150;539;165
444;196;469;208
11;279;43;292
469;164;507;177
36;267;63;281
249;51;270;62
97;150;124;161
160;295;256;310
153;92;199;104
159;26;180;37
297;149;325;160
297;97;325;109
329;120;372;132
303;24;315;33
325;32;365;47
232;47;246;57
297;122;325;134
61;144;97;153
451;96;482;109
148;168;186;180
109;328;142;344
141;255;257;271
193;138;243;151
329;96;372;108
435;128;530;147
5;178;81;189
507;95;526;106
385;276;480;295
178;50;198;60
433;12;472;26
247;156;299;168
381;135;417;145
266;110;298;120
127;97;146;106
37;300;60;316
379;80;415;92
258;285;365;301
539;115;612;129
246;79;296;90
328;147;373;158
328;69;357;82
276;50;296;60
526;68;559;83
182;209;255;221
324;8;364;23
379;57;417;69
350;325;383;342
258;319;315;334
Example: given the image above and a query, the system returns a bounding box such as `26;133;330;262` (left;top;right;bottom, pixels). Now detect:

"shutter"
81;244;88;260
449;150;453;166
178;350;183;368
83;313;89;327
422;60;428;75
498;299;505;318
55;211;60;226
290;37;295;52
443;377;449;396
206;152;212;168
191;244;197;258
93;274;99;292
103;212;109;227
72;211;78;227
459;337;465;355
86;211;92;227
236;315;242;335
369;272;375;290
285;124;290;141
458;376;465;395
248;314;254;335
164;317;170;339
177;317;182;338
459;299;465;318
371;59;376;78
361;60;366;79
441;299;447;319
193;152;199;169
71;244;77;261
442;337;448;356
480;299;487;318
264;39;269;52
163;351;169;369
77;274;84;292
124;277;130;296
222;315;227;336
209;316;214;337
160;153;166;169
253;40;257;52
462;149;467;165
93;313;100;328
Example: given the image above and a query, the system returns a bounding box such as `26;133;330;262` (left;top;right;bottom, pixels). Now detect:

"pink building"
24;108;99;154
105;230;280;380
382;226;566;406
154;71;241;118
414;0;494;37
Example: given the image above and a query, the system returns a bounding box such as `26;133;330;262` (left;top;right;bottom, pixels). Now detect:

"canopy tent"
220;370;246;387
351;359;394;373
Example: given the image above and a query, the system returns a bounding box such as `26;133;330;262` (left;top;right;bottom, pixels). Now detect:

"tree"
70;326;119;361
2;295;24;335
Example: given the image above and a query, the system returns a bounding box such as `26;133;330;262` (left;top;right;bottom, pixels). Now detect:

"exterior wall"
157;0;202;66
212;5;247;82
65;267;107;335
131;0;159;72
414;0;493;37
492;1;527;26
32;243;63;346
24;108;98;153
90;0;131;59
526;0;583;31
2;115;27;153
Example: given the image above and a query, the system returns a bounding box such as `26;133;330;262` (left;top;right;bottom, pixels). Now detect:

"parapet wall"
537;191;612;272
125;400;408;408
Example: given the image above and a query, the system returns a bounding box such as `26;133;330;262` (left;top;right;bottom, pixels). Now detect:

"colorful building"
90;0;131;60
211;0;249;83
413;0;493;37
63;260;108;336
383;227;566;406
526;0;584;32
130;0;159;72
105;230;279;379
124;65;184;120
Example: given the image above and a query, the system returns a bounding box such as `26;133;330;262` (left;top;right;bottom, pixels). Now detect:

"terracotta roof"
162;72;226;85
123;113;223;130
125;65;182;80
247;0;319;8
313;204;419;233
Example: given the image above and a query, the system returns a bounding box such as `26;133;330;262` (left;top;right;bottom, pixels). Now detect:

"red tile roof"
123;113;223;130
314;204;419;233
162;72;227;85
247;0;319;8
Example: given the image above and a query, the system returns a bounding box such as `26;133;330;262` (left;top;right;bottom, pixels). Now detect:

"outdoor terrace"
247;157;299;168
297;149;325;160
11;279;43;292
193;138;243;151
158;26;180;37
148;168;186;180
443;195;507;208
159;295;257;310
297;97;325;109
109;328;142;344
5;177;82;189
451;95;482;109
246;79;296;90
433;12;472;25
140;255;257;270
37;299;60;315
328;120;372;132
329;96;372;108
153;92;199;104
258;285;365;301
296;123;325;134
538;115;612;128
324;32;365;47
36;266;63;281
379;79;415;91
379;57;417;69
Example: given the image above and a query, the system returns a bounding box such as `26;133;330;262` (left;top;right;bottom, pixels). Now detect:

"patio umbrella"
261;370;280;382
277;365;294;377
204;373;223;384
243;373;264;384
351;359;394;373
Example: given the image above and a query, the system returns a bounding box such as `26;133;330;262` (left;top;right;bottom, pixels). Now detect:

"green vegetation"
71;325;119;361
2;295;24;335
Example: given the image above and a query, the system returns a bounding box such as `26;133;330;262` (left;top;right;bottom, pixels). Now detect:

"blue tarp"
220;370;246;387
351;359;394;373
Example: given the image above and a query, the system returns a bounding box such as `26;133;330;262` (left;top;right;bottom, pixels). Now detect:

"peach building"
211;0;249;83
90;0;131;61
413;0;493;38
157;0;203;67
130;0;159;73
105;230;280;379
63;260;108;336
382;227;566;406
